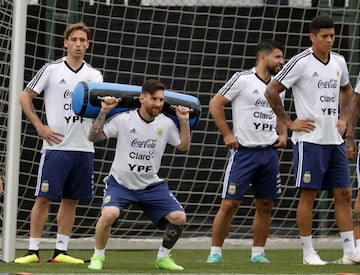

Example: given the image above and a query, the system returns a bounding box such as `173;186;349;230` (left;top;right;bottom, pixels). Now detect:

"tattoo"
88;110;107;142
354;212;360;227
265;81;288;122
162;223;183;249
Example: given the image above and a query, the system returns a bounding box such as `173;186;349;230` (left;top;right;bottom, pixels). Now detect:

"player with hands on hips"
207;40;287;264
345;71;360;254
265;15;360;265
14;22;103;264
87;79;190;271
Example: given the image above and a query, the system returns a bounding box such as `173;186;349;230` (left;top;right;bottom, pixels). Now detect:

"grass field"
0;249;359;274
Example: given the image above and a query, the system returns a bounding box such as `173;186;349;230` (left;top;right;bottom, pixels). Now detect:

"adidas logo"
59;79;66;84
312;72;319;77
252;89;259;94
130;128;136;134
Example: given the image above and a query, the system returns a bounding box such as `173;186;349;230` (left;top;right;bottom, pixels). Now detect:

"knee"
100;206;119;225
256;199;274;214
166;211;186;225
220;199;240;213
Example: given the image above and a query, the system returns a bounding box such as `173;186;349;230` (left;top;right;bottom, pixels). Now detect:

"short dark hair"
64;22;91;40
309;15;334;34
142;79;165;95
255;40;284;57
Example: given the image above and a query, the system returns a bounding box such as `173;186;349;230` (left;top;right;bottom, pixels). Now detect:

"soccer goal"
1;0;360;252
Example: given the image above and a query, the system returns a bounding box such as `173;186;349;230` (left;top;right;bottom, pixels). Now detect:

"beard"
145;106;162;118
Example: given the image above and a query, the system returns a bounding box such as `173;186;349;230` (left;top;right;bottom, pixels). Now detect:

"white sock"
29;237;40;251
340;231;356;256
300;235;316;257
94;248;105;258
251;246;265;258
210;246;222;256
356;239;360;250
157;245;171;259
55;234;69;251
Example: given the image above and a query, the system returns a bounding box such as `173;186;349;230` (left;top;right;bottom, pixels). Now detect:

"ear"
309;33;315;43
139;93;144;104
259;52;266;63
64;38;68;48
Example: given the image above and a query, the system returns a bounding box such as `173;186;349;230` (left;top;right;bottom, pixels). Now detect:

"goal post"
1;0;360;260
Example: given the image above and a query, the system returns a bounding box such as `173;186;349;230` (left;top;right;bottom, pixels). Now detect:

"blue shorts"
223;146;281;201
293;142;350;190
102;175;184;229
36;150;94;200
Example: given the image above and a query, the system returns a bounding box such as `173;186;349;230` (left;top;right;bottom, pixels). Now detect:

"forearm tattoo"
88;110;107;142
354;211;360;227
266;82;288;120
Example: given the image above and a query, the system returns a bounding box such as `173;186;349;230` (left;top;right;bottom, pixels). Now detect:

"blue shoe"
250;253;270;263
206;253;223;263
326;257;342;265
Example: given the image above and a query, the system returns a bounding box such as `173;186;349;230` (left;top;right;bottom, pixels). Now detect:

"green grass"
0;249;358;274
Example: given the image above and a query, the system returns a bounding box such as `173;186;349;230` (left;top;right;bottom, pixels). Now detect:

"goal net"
2;0;360;248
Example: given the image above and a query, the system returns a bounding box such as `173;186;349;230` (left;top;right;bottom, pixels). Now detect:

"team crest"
156;128;163;138
228;182;236;195
303;171;311;184
104;195;111;203
41;180;49;193
336;70;340;78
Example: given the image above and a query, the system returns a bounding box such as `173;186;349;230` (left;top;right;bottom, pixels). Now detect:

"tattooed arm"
265;80;315;132
88;96;118;143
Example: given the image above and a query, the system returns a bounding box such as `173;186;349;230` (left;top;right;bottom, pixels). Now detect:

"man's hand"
100;96;119;112
288;118;316;132
36;124;64;146
346;136;357;161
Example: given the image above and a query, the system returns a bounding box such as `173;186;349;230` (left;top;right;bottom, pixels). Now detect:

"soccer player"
345;71;360;253
206;40;287;264
87;79;191;271
264;15;360;265
14;22;103;264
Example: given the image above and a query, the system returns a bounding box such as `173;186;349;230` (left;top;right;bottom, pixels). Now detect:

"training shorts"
293;141;350;190
36;150;94;200
222;145;281;201
102;175;184;229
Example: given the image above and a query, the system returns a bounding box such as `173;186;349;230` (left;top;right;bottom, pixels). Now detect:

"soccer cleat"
88;255;105;270
155;255;184;270
342;251;360;265
250;252;270;263
326;257;342;264
206;253;223;263
48;253;84;264
14;253;40;264
303;252;326;265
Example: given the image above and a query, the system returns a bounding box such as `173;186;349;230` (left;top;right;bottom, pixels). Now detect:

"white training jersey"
103;109;181;190
355;72;360;94
275;47;349;145
219;67;284;147
26;57;103;152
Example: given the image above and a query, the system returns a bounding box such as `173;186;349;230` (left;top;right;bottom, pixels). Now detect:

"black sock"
27;250;39;257
52;249;66;258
